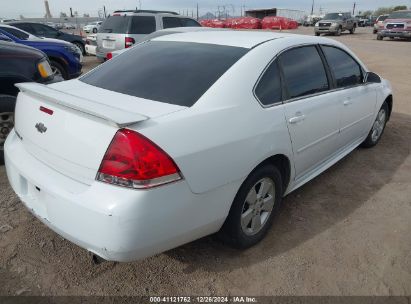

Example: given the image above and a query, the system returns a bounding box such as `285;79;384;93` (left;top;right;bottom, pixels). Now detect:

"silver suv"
96;10;201;61
314;12;357;36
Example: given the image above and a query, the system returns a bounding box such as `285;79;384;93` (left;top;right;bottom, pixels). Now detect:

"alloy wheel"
371;108;386;143
241;177;275;236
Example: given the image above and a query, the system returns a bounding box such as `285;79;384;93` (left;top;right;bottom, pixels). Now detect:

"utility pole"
196;3;199;20
311;0;315;15
352;2;356;15
103;6;106;18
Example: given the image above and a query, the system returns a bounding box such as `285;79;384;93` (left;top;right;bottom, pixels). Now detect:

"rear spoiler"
15;83;149;127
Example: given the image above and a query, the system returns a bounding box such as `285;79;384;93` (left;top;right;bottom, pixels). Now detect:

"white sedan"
83;21;102;34
5;31;392;262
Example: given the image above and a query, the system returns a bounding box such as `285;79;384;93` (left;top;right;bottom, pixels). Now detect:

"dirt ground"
0;27;410;296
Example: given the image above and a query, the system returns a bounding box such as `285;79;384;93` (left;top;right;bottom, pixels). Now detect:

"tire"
219;164;283;249
349;26;356;34
92;28;97;33
335;27;342;36
73;41;85;55
361;102;389;148
377;34;383;40
50;60;68;80
315;32;320;36
0;94;16;165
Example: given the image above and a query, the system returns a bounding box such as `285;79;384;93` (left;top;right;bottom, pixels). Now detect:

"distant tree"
374;5;408;16
74;11;78;17
393;5;407;11
60;12;67;18
362;10;373;17
83;13;90;17
19;15;25;19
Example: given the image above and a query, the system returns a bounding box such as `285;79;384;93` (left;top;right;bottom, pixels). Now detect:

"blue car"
0;24;82;79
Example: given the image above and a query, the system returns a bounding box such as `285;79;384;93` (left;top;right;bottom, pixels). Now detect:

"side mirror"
365;72;381;83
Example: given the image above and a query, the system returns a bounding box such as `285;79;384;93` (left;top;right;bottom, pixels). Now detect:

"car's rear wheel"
0;95;16;165
315;32;320;36
361;102;389;148
50;60;68;80
219;164;283;248
377;34;383;40
92;28;97;33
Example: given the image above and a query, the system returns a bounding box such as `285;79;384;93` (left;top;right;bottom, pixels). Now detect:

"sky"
1;0;410;18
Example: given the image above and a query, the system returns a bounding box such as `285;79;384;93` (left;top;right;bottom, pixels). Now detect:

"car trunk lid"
14;81;185;185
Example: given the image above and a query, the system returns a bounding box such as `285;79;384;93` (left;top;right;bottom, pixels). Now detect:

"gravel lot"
0;27;410;296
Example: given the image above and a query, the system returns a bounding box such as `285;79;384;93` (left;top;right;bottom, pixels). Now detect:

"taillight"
106;52;113;60
97;129;182;189
125;37;135;48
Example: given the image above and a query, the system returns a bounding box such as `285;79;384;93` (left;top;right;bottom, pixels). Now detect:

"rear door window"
99;16;129;33
255;60;283;106
80;41;248;107
321;46;363;88
163;17;182;29
279;46;329;99
129;16;156;34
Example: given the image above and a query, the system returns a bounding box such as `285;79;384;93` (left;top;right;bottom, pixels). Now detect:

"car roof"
153;30;337;49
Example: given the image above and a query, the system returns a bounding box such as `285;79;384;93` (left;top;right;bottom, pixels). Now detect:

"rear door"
280;45;341;179
321;45;377;148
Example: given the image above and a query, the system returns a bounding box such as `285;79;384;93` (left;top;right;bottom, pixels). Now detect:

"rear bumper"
379;30;411;38
4;130;233;262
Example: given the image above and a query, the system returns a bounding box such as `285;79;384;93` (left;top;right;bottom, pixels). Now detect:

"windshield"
81;41;248;107
0;26;29;40
323;13;344;20
388;11;411;19
378;15;389;21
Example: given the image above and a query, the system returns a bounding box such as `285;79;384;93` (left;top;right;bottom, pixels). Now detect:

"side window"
15;23;33;33
163;17;182;29
322;46;363;88
181;18;201;27
1;27;29;40
279;46;329;99
129;16;156;34
255;60;282;106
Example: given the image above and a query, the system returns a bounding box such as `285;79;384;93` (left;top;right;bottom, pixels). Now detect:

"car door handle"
289;114;306;124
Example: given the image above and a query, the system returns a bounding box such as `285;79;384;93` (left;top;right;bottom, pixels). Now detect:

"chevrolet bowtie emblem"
35;122;47;133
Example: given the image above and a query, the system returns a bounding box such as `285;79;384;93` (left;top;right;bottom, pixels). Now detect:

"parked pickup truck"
315;12;357;36
377;10;411;40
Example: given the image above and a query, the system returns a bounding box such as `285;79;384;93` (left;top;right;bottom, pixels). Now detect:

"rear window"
378;15;388;21
99;16;129;33
129;16;156;34
80;41;247;107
